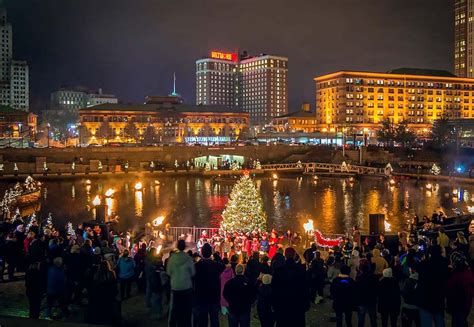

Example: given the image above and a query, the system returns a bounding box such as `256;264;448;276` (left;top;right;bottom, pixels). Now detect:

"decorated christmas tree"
221;174;267;233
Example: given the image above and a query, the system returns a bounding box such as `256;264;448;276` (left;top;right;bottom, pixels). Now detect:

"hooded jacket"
166;251;195;291
372;249;388;275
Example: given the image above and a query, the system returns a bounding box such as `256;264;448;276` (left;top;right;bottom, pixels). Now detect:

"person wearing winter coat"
194;243;225;327
25;261;45;319
166;239;195;327
220;257;235;315
46;257;68;318
401;267;420;327
330;265;355;327
378;268;401;327
271;247;310;327
257;274;274;327
372;248;389;277
446;252;473;327
245;252;261;285
223;264;256;327
309;251;326;304
116;249;136;300
87;260;121;325
355;258;378;327
416;245;449;327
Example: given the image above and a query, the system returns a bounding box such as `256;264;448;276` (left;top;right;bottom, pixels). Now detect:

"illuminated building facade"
0;105;37;144
454;0;472;77
271;103;317;133
314;68;474;136
79;102;249;145
196;51;288;126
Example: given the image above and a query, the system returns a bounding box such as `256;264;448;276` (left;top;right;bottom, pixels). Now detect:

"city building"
270;103;317;133
78;101;249;145
0;8;29;111
0;105;37;146
454;0;471;77
196;50;288;126
45;86;118;129
314;68;474;139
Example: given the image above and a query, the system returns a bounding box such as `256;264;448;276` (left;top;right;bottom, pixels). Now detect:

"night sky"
7;0;453;112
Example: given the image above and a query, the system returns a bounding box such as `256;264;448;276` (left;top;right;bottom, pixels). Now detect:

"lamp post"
47;123;51;148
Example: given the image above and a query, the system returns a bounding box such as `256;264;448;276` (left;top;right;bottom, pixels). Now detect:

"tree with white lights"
221;174;267;233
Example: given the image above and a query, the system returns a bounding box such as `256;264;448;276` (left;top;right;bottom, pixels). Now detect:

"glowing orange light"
105;188;115;197
210;51;237;62
303;219;314;233
152;216;165;227
92;195;101;206
134;182;143;191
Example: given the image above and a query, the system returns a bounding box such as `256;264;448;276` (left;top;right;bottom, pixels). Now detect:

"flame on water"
105;188;115;197
134;182;143;191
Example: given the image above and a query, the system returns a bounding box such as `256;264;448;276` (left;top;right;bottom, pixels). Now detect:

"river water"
3;175;474;235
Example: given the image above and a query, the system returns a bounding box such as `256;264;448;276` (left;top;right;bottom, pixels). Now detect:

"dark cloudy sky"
7;0;453;112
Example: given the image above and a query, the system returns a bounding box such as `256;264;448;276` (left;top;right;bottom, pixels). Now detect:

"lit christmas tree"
66;222;76;240
431;163;441;175
44;212;53;232
221;174;267;233
26;213;37;232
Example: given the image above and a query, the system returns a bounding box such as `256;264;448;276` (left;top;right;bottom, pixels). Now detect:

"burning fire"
152;215;165;227
303;219;314;233
272;173;278;180
104;188;115;197
92;195;101;206
134;182;143;191
384;220;392;232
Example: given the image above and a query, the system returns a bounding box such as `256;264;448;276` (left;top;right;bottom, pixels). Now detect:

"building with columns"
78;101;249;145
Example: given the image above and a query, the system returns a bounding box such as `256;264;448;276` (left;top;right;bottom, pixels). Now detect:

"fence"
165;226;220;243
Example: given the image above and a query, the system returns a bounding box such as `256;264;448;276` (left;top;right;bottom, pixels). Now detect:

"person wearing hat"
378;268;400;327
446;252;473;327
223;264;256;327
257;274;274;327
271;247;310;327
194;243;224;327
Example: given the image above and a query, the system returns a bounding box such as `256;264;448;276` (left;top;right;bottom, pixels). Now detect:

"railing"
164;226;220;243
261;162;386;176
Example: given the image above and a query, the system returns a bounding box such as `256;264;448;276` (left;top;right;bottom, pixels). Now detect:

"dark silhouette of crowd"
0;217;473;327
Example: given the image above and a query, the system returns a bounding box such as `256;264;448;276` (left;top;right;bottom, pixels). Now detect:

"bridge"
261;161;390;177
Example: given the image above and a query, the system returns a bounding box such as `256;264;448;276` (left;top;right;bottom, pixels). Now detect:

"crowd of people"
0;216;473;327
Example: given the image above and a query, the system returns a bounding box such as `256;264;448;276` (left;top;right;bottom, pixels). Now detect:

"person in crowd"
116;249;136;300
257;274;274;327
446;252;473;327
378;268;401;327
87;260;120;325
349;249;360;280
401;266;420;327
259;255;271;275
372;248;389;278
25;261;45;319
330;264;355;327
46;257;68;319
303;243;317;264
437;228;449;249
416;245;449;327
244;251;260;285
64;244;84;305
271;247;310;327
166;239;195;327
134;243;148;292
454;232;469;257
308;250;326;304
355;258;378;327
194;243;225;327
270;248;285;274
223;264;256;327
220;257;235;315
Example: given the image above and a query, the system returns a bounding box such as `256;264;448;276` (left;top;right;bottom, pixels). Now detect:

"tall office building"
0;8;28;111
455;0;472;77
196;50;288;125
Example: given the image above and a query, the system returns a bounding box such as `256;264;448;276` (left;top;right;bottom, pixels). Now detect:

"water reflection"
3;176;473;235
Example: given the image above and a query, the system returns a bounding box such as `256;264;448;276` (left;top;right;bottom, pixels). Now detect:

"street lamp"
47;123;51;147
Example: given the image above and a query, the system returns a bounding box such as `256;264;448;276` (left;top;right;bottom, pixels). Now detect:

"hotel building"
196;51;288;126
78;101;249;145
455;0;472;77
314;68;474;136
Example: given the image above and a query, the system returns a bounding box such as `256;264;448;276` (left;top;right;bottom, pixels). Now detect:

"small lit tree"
221;174;267;233
124;121;139;143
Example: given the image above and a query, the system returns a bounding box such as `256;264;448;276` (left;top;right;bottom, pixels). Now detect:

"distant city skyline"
6;0;453;112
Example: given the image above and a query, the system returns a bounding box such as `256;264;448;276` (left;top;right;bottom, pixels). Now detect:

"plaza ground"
1;276;473;327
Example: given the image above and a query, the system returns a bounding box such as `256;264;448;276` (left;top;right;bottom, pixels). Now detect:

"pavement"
0;276;473;327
